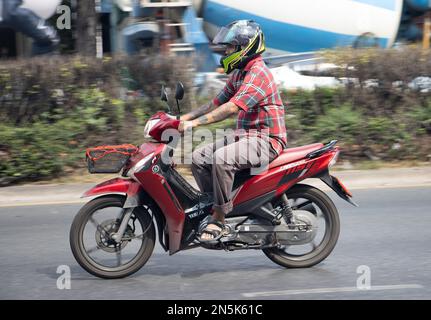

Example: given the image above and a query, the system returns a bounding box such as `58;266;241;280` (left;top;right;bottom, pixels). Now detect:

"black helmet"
213;20;266;74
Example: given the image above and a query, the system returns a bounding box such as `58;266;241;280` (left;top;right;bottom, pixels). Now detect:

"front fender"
82;177;132;198
82;177;145;208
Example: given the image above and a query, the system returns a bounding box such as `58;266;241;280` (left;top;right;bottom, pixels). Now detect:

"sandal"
198;219;226;244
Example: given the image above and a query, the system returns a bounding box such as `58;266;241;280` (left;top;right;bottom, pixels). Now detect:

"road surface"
0;187;430;300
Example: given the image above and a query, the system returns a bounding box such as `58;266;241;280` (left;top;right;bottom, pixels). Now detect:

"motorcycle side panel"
134;169;186;254
233;150;337;206
275;150;336;196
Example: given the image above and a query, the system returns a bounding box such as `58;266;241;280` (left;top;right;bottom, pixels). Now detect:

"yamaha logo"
189;210;205;219
152;165;160;173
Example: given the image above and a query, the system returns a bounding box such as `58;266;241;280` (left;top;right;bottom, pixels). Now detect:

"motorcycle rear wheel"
70;195;155;279
263;184;340;268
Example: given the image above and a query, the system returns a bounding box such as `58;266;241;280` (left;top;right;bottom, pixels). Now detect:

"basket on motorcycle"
86;144;138;174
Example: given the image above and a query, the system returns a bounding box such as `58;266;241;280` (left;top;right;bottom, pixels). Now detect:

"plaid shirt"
212;56;287;155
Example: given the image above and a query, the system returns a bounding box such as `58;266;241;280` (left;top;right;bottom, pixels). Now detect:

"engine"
220;210;319;250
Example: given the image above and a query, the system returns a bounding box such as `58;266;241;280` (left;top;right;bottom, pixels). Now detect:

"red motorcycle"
70;82;357;279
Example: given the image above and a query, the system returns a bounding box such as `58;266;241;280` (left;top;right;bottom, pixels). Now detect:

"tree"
76;0;96;56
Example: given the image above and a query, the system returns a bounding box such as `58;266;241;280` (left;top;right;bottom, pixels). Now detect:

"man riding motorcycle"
178;20;288;243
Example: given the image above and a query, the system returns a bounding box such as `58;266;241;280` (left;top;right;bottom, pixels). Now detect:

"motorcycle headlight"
127;152;155;179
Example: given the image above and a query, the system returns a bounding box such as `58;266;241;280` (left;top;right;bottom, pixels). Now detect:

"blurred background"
0;0;430;185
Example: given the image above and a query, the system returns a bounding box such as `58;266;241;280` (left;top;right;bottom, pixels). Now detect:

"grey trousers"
191;134;278;215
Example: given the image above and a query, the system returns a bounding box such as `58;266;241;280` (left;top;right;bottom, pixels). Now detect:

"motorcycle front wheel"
263;184;340;268
70;195;155;279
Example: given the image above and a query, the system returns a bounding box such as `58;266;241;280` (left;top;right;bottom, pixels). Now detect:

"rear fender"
316;169;358;207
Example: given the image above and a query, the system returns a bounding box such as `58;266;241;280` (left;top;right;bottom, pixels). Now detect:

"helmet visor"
212;20;259;46
212;27;232;45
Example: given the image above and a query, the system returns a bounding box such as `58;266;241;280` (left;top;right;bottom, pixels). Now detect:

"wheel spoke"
294;200;312;210
280;245;290;252
86;245;102;254
89;217;110;237
89;217;99;229
310;241;318;251
115;247;122;267
131;234;144;240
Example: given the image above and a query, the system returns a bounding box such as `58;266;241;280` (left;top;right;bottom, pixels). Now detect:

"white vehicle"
20;0;61;19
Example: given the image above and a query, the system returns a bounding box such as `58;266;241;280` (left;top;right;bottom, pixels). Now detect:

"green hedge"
0;54;194;185
282;87;430;160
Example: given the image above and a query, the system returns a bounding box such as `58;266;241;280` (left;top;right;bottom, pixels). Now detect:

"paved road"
0;187;430;300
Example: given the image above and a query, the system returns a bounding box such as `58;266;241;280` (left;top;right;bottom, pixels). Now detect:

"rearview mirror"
161;85;168;102
175;82;184;100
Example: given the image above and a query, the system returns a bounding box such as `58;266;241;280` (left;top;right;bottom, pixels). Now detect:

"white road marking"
242;284;424;298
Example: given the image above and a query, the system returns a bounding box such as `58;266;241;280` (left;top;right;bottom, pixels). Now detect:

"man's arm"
178;101;239;132
180;101;215;121
192;101;239;127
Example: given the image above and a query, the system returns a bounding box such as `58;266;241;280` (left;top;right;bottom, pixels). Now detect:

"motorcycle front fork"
111;208;134;243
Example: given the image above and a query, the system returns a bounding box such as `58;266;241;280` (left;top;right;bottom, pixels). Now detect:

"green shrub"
319;46;431;116
0;54;194;125
409;101;431;136
0;120;83;185
309;103;363;145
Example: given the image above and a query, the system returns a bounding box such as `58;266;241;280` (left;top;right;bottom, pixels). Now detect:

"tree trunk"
76;0;96;56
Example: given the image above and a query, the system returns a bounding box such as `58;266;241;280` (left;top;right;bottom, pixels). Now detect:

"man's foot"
199;220;226;243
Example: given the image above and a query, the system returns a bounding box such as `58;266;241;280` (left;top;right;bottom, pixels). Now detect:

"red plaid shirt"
212;56;287;155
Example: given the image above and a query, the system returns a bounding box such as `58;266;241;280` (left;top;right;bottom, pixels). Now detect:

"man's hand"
178;120;195;133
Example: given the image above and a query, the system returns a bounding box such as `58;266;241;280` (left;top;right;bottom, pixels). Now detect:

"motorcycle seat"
230;143;325;192
269;143;324;169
